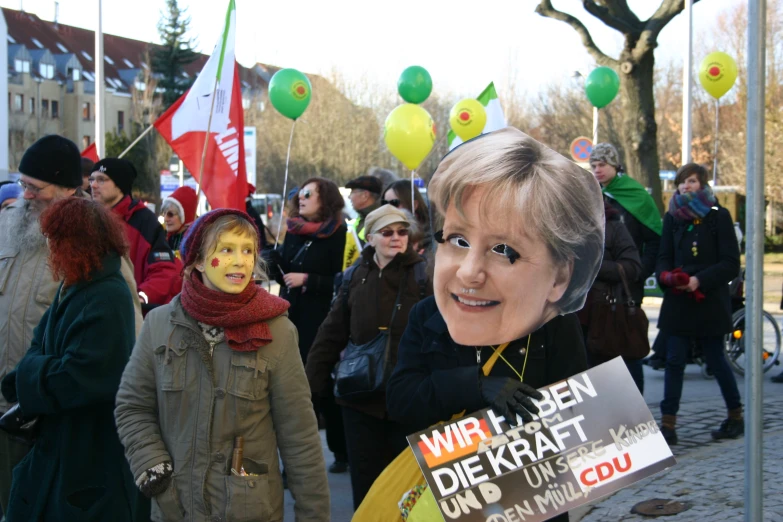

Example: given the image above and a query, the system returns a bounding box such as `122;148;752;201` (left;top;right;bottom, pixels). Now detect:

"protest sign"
407;357;676;522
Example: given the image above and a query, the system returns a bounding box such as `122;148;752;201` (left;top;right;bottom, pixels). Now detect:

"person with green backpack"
590;143;663;392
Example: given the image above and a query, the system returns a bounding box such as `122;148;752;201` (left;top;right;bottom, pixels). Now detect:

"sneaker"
661;426;678;445
328;457;348;474
711;418;744;440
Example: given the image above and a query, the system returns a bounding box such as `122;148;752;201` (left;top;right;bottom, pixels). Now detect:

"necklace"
687;218;702;257
477;335;532;382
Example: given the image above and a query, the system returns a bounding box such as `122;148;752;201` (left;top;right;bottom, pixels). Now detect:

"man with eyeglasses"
0;135;144;515
342;175;382;270
90;158;182;313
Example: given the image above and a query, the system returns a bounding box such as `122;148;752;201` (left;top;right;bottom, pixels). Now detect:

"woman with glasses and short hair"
382;180;431;256
161;186;198;257
306;204;432;509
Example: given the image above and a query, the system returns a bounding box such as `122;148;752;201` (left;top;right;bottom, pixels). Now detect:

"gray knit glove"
136;462;173;498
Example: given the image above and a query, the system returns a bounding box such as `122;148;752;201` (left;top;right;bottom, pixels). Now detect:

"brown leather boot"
661;414;677;445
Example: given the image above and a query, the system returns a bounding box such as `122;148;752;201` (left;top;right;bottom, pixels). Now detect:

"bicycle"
722;271;782;376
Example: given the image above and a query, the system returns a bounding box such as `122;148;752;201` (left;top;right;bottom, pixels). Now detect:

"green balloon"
397;66;433;104
269;68;312;120
585;67;620;109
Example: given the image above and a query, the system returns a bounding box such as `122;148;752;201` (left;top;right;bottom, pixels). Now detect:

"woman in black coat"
385;128;605;522
271;177;347;361
269;176;348;472
306;205;432;509
579;200;644;391
656;163;742;446
0;198;136;522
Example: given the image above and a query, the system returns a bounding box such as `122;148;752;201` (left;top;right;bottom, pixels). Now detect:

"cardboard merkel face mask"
199;230;256;294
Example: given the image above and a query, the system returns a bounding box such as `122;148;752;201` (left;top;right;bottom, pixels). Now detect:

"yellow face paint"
201;230;256;294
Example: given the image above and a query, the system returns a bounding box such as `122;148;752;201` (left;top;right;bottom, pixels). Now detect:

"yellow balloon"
699;52;738;99
384;104;436;170
407;487;444;522
449;98;487;142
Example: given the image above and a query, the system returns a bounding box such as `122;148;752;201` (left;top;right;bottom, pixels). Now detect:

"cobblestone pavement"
574;396;783;521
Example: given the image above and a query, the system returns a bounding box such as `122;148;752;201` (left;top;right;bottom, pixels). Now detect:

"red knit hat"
164;186;198;225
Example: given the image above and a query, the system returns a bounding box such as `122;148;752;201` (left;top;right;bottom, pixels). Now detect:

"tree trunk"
619;49;664;214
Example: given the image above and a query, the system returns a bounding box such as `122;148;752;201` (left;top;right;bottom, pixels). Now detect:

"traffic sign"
570;137;593;162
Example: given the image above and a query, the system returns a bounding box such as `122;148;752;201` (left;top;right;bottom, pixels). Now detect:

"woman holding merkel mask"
383;128;604;522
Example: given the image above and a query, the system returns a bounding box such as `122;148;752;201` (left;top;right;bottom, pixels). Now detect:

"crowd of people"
0;129;756;522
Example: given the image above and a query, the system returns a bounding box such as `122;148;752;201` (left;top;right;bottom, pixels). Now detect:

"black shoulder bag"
333;271;409;403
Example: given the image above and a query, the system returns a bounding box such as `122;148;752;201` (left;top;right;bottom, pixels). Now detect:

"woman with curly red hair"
0;198;138;522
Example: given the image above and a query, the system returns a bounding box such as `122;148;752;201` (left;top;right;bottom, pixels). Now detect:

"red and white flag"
81;142;100;163
153;0;247;211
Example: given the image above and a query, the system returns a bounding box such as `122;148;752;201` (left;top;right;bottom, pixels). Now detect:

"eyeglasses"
88;175;110;186
381;199;401;208
299;189;313;200
17;179;51;195
378;228;409;238
163;211;177;219
434;230;521;265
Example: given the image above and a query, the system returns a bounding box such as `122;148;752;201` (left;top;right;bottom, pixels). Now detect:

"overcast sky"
3;0;743;98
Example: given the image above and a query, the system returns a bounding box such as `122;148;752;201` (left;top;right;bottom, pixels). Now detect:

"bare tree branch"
632;0;703;61
582;1;642;35
535;0;619;67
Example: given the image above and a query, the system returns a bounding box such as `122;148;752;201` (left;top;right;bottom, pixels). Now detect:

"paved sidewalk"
573;396;783;521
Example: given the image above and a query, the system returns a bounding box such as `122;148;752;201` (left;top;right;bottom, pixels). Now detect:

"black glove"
479;376;544;427
136;461;173;498
264;247;283;267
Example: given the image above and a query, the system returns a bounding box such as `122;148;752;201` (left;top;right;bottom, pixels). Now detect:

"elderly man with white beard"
0;135;143;515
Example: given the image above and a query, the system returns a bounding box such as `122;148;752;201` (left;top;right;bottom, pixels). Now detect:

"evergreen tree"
152;0;199;110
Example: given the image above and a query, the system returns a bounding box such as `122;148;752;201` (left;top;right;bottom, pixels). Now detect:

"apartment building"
2;6;265;175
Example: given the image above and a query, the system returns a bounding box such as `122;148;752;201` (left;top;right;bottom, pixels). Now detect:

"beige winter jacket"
0;199;143;413
115;296;329;522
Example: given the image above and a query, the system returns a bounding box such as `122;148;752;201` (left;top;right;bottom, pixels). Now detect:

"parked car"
250;193;283;240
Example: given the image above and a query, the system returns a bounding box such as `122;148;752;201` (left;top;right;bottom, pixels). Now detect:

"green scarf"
602;174;663;236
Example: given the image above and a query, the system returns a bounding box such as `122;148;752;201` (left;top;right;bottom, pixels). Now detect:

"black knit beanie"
92;158;137;196
18;135;82;188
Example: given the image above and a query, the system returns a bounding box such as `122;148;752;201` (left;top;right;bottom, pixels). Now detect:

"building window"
82;102;90;121
71;68;81;82
42;99;49;117
13;94;23;112
118;111;125;133
14;59;30;74
29;97;35;114
51;100;59;118
39;63;54;79
82;136;91;149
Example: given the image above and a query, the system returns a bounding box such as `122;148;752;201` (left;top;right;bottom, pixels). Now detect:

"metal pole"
178;159;184;188
117;124;153;158
95;0;104;158
713;98;720;185
682;0;693;164
592;106;599;144
745;0;766;520
36;79;40;138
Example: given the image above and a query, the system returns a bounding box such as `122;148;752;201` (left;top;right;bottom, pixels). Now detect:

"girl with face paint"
115;209;330;522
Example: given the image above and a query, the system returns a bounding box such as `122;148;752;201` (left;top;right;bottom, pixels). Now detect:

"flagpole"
195;77;220;203
118;124;154;158
95;0;105;158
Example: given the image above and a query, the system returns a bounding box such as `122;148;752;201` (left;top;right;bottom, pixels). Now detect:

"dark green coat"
0;253;137;522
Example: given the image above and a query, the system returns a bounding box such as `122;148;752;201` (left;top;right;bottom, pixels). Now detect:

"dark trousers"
661;335;742;416
320;383;347;458
342;406;410;510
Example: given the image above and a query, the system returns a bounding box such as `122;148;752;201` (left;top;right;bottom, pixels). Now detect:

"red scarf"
180;271;290;352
